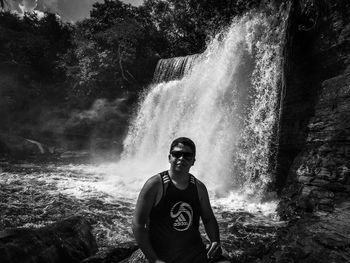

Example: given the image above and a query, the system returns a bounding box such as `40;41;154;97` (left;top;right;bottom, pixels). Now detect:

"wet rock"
308;122;326;131
81;241;138;263
309;178;329;186
301;185;318;196
315;167;333;179
297;196;316;212
60;151;91;163
0;216;97;263
61;151;90;159
297;175;313;183
338;165;350;183
311;189;334;199
318;145;332;154
126;248;147;263
261;202;350;262
296;165;312;177
0;132;55;157
317;204;334;213
318;198;333;205
324;182;349;192
124;246;232;263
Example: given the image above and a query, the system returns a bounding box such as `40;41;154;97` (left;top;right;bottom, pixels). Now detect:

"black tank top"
149;171;207;263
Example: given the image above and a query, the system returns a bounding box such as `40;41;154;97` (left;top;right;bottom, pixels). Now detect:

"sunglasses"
170;151;194;160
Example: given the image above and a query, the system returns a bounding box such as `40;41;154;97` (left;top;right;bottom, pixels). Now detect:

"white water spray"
70;10;288;214
121;11;286;199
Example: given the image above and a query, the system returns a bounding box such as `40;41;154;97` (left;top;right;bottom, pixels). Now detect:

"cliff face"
261;2;350;261
276;0;350;214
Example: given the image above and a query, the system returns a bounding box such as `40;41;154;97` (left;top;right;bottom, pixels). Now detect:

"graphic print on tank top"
170;201;193;231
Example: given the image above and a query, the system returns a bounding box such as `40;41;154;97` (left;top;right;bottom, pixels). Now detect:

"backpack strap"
189;174;196;185
190;174;201;203
159;170;170;197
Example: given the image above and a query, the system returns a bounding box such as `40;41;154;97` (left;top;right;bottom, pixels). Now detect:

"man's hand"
206;241;222;259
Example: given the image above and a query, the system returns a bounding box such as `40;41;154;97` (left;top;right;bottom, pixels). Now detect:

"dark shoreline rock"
0;216;97;263
260;201;350;263
81;241;138;263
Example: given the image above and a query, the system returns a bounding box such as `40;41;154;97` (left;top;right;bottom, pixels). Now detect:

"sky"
6;0;144;22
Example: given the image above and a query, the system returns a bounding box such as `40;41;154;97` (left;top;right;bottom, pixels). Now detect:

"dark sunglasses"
170;151;194;160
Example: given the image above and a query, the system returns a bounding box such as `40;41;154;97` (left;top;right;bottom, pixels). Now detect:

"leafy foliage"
0;11;72;136
0;11;72;99
141;0;262;56
61;0;161;104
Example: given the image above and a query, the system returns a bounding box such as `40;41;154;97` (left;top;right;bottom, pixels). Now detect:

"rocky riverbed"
1;158;350;262
0;159;286;262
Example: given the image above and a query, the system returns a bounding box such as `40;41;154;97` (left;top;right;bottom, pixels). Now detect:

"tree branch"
117;45;131;84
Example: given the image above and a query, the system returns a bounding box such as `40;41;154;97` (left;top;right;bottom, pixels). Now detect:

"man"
132;137;229;263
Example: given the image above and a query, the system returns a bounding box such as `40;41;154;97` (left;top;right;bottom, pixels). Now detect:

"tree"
0;11;73;139
61;0;161;103
140;0;263;56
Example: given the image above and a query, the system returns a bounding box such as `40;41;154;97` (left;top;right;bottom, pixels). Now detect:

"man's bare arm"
132;176;165;263
197;180;221;259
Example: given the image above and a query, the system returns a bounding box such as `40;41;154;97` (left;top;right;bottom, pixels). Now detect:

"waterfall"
98;8;289;208
152;54;199;83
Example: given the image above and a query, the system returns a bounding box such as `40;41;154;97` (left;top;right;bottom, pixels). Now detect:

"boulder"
0;132;55;157
0;216;97;263
81;241;138;263
259;202;350;263
262;202;350;262
126;249;147;263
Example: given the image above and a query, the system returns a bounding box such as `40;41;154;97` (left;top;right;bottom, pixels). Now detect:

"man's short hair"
170;137;196;156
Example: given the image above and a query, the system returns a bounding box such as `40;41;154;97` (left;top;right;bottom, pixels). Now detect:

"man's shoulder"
143;172;164;190
147;173;161;183
193;176;206;189
192;176;208;200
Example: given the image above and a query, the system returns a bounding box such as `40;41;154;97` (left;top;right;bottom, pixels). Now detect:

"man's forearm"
203;216;223;259
203;216;220;243
132;224;159;262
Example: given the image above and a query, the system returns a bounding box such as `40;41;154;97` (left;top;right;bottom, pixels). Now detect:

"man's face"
169;143;195;173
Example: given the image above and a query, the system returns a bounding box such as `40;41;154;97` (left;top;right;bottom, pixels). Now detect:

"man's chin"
174;166;189;173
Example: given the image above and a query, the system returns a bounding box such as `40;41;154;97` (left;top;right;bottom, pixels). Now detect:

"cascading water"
20;9;289;215
152;54;199;83
120;10;288;207
0;7;290;252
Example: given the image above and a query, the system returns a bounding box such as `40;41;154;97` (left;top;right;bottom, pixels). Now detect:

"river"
0;158;285;260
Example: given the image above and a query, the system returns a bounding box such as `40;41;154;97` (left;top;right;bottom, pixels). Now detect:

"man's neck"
168;169;190;188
